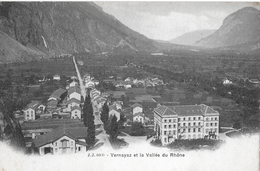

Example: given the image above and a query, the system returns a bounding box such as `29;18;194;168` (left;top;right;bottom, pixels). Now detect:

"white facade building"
33;126;88;155
131;103;143;115
154;104;219;145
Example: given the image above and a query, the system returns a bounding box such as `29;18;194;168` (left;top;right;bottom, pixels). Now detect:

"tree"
83;95;95;147
100;101;109;126
131;122;145;136
233;122;242;130
107;115;119;141
0;93;26;150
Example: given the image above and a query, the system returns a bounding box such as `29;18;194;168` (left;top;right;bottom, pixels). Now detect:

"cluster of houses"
107;77;164;89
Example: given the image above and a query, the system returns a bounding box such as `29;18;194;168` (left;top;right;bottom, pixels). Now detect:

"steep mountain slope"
0;30;48;63
169;30;216;45
0;2;156;61
195;7;260;48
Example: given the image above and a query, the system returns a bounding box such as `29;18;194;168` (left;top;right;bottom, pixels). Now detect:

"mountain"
0;30;48;63
169;30;216;46
195;7;260;48
0;2;156;62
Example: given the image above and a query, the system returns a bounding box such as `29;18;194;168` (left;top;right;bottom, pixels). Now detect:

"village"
0;54;230;156
0;54;258;155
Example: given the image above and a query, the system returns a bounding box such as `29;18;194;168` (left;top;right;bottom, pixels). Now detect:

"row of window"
205;117;218;121
163;121;218;129
164;119;177;123
205;123;218;127
163;117;218;123
26;114;34;118
27;111;34;114
178;117;201;122
164;130;176;135
178;128;201;133
178;122;202;127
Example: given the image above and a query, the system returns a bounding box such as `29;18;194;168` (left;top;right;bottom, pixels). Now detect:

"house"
47;99;58;109
125;77;134;82
93;79;100;85
37;104;46;113
109;105;120;121
152;78;163;85
113;101;123;110
133;112;145;124
48;88;67;101
124;83;132;89
68;86;81;101
90;89;101;99
223;78;232;85
24;101;45;120
70;76;78;80
66;98;81;111
77;60;84;65
135;80;145;87
69;81;78;87
154;104;219;145
83;74;91;82
71;106;81;119
96;97;107;107
32;125;88;155
145;80;155;87
53;75;61;81
131;103;143;115
85;80;95;89
24;107;36;121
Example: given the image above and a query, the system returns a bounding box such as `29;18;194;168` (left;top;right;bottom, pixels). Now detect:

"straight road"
72;56;86;99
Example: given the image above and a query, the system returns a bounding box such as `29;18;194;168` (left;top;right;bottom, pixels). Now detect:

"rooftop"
68;86;81;95
21;119;84;130
71;106;81;111
33;125;88;147
66;98;81;105
49;88;66;100
154;104;218;117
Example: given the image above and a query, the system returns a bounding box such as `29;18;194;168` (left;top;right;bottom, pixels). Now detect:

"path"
73;56;112;150
72;56;86;99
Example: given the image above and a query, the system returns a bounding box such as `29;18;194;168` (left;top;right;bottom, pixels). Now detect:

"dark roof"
71;106;81;111
131;103;143;108
49;88;66;100
68;86;81;95
21;119;84;130
66;98;81;105
109;105;120;113
25;101;41;110
133;112;145;117
33;125;88;147
154;104;218;117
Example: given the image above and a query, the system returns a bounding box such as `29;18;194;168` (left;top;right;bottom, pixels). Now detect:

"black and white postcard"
0;1;259;171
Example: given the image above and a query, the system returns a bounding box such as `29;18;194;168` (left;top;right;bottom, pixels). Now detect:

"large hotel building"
153;104;219;145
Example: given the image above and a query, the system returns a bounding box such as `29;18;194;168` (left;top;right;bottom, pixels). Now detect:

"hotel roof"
154;104;218;117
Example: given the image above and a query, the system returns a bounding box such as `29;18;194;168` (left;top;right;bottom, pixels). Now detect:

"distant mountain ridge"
195;7;260;48
169;30;216;46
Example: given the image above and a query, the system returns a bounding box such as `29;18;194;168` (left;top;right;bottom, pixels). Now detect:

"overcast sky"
95;2;260;41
